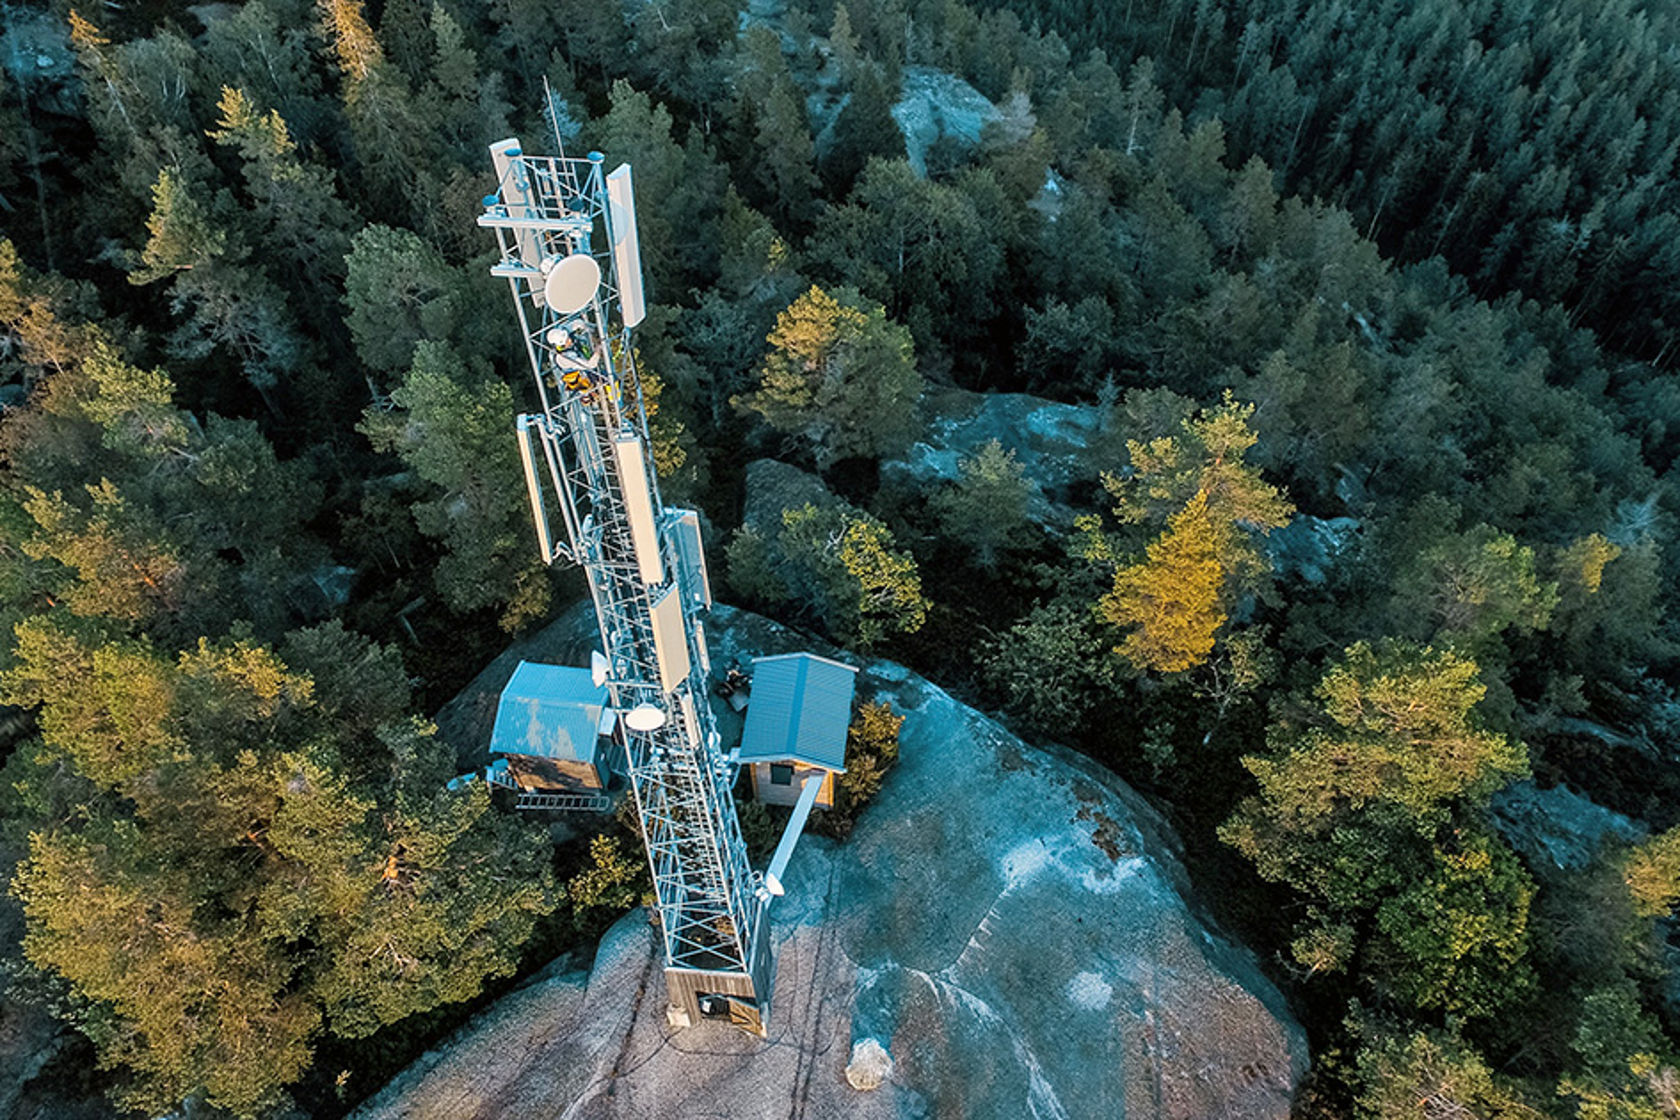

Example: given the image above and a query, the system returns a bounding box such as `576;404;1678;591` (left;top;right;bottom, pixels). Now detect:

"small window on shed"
769;763;794;786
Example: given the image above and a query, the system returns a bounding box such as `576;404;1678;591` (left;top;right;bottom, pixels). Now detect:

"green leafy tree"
566;833;652;926
20;481;194;628
1355;1029;1544;1119
735;285;922;469
1;238;102;378
1371;832;1535;1018
808;159;1004;357
127;167;227;284
1193;625;1277;722
1622;827;1680;919
781;503;928;647
1556;982;1680;1120
1392;519;1558;654
732;28;820;228
1222;640;1531;1011
980;596;1121;735
592;80;729;294
318;0;433;221
1108;391;1294;552
839;700;903;807
733;500;927;649
64;11;206;201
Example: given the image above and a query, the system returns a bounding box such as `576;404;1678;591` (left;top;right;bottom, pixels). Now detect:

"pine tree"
822;61;905;193
127;168;226;285
5;620;556;1115
127;168;304;412
931;439;1033;568
343;224;468;378
1089;393;1292;672
735;285;922;469
207;87;354;288
1100;490;1225;673
359;342;548;631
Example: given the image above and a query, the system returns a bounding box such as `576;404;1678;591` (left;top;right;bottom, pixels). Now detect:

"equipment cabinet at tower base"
663;914;775;1037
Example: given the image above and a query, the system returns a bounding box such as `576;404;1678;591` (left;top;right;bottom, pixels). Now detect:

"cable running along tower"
478;137;773;1034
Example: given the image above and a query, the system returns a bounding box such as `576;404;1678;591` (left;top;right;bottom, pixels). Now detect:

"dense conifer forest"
0;0;1676;1115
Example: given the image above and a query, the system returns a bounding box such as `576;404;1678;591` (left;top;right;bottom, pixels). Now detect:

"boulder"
1490;780;1645;877
846;1038;894;1090
360;606;1307;1119
891;67;1002;176
880;387;1108;530
1265;515;1360;587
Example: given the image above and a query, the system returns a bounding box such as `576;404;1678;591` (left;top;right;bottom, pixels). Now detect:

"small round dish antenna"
590;650;610;688
544;254;600;315
624;703;666;732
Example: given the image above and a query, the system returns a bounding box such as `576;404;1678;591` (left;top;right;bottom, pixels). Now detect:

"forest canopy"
0;0;1676;1116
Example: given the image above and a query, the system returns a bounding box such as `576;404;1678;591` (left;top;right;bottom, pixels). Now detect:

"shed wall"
749;762;835;809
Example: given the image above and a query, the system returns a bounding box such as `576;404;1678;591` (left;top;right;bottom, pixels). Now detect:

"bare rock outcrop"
879;386;1110;532
359;607;1307;1119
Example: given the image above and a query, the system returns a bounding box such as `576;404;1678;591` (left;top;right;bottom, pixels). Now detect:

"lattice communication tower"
479;135;773;1033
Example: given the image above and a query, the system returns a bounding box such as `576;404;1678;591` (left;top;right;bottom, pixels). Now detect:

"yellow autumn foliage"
1102;490;1226;673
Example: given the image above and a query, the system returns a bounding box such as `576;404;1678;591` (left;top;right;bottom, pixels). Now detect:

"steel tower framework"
478;138;771;1029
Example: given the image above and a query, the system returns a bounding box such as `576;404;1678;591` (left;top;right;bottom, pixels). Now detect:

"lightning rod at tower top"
475;129;803;1034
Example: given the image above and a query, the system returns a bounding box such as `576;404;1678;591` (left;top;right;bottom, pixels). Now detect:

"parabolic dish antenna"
624;703;667;732
544;254;600;315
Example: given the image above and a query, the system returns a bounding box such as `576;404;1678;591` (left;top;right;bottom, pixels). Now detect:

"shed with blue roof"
738;652;858;808
488;661;613;792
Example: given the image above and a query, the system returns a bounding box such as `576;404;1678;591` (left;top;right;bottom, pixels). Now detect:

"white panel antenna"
606;164;647;328
650;585;692;692
612;435;664;585
488;139;541;288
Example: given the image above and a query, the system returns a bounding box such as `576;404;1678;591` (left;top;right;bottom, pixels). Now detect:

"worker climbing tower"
478;135;773;1033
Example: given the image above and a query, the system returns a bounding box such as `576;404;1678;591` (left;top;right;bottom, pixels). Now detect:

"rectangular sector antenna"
668;508;712;611
611;435;664;585
650;586;691;692
693;618;711;675
606;164;647;328
514;414;557;562
489;139;541;292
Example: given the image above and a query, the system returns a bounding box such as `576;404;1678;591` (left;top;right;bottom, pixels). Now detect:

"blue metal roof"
489;661;608;764
738;653;858;771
